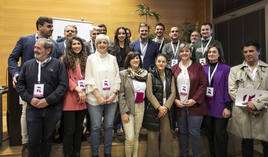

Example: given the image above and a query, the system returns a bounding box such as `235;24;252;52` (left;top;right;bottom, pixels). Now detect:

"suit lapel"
144;40;151;59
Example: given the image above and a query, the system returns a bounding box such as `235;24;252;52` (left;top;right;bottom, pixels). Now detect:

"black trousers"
204;116;229;157
242;138;268;157
63;110;86;156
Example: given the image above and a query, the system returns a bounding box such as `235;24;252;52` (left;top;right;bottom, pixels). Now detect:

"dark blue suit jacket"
8;34;60;77
130;39;160;70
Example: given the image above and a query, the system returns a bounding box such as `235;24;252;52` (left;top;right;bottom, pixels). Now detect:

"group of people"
8;16;268;157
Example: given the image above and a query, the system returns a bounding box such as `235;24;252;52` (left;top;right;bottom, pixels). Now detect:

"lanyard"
90;40;95;53
208;63;218;86
37;61;42;83
159;38;164;51
201;37;212;55
140;40;148;56
171;41;179;56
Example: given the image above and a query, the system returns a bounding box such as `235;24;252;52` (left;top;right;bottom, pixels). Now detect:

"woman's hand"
75;86;86;103
122;113;129;123
106;94;116;104
222;108;231;118
92;89;106;105
158;106;168;118
184;99;196;107
175;99;184;108
78;91;86;103
96;95;106;105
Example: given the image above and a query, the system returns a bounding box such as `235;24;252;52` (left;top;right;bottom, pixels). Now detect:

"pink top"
63;62;87;111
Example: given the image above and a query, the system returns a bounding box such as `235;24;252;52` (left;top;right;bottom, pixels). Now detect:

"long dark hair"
112;27;130;50
63;36;87;72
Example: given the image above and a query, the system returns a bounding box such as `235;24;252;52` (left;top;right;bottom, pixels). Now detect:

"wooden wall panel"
0;0;210;111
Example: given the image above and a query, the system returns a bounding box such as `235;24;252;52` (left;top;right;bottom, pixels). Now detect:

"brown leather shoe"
21;144;29;157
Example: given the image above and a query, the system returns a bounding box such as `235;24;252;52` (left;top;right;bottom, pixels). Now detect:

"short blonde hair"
179;43;191;52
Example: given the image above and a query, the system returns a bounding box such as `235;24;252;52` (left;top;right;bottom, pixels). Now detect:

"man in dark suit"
130;23;160;70
8;16;60;157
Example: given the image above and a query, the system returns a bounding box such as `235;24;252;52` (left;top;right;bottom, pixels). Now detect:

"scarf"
126;67;148;82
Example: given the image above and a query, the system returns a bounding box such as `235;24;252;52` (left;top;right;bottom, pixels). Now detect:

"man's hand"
13;74;19;88
243;101;257;111
30;98;40;107
36;98;49;108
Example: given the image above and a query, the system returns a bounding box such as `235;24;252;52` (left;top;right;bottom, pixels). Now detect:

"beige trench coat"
228;60;268;142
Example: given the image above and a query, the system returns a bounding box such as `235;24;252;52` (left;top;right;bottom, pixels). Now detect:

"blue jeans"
27;105;61;157
87;102;117;156
177;108;203;157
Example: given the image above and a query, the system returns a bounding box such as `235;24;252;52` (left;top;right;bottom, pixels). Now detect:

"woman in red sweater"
63;36;87;157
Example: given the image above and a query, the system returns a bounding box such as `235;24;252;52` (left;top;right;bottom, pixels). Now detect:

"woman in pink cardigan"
62;36;87;157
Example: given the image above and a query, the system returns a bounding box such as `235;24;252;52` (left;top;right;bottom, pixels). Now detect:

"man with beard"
8;16;60;156
190;30;200;46
130;23;160;70
16;38;68;157
162;26;187;67
153;23;170;52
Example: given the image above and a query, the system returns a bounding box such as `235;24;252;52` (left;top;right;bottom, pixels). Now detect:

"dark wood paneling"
215;21;229;64
213;0;262;18
215;9;266;66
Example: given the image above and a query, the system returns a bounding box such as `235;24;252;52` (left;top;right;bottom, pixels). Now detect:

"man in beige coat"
228;41;268;157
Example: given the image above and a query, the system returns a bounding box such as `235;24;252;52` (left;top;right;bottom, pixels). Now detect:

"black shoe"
104;153;111;157
92;156;98;157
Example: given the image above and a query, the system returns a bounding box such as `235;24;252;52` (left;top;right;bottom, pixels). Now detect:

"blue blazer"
203;63;232;118
8;34;60;77
130;39;159;70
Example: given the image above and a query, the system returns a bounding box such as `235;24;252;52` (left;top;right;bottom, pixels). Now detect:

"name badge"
102;79;111;90
199;58;206;65
33;84;44;98
78;80;85;91
206;87;214;98
135;92;144;103
180;84;188;95
171;59;178;67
